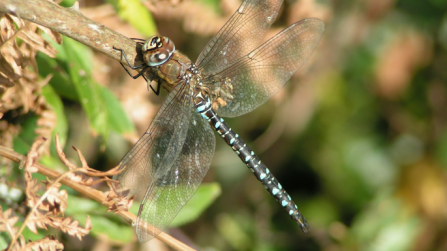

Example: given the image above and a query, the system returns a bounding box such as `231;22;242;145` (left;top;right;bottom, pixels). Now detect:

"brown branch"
0;145;196;251
0;0;145;68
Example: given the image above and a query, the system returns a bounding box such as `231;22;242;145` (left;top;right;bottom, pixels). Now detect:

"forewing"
136;111;216;242
113;82;192;201
196;0;283;73
215;18;324;117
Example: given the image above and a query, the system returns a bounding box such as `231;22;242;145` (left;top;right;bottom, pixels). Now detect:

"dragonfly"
113;0;324;242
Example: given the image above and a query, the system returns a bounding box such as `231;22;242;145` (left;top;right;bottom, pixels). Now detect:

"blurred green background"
2;0;447;250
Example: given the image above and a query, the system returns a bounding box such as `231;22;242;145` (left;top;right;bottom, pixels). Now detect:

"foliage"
1;0;447;250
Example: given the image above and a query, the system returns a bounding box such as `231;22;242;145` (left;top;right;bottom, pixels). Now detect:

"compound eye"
142;36;176;66
149;51;170;66
161;37;175;54
143;36;161;51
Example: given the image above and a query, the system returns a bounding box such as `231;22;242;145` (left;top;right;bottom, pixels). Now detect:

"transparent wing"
113;82;215;242
196;0;283;73
213;18;325;118
136;111;215;242
113;83;192;198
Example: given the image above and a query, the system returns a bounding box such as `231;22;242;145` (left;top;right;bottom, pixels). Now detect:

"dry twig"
0;0;146;69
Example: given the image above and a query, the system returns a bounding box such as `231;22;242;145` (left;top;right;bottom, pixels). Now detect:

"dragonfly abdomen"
193;89;310;233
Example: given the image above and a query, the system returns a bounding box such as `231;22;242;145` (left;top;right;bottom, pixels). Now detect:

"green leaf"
42;84;68;152
170;182;222;227
43;35;135;139
59;0;79;7
110;0;157;36
171;182;221;227
21;226;50;242
195;0;221;13
66;196;134;243
0;232;9;250
88;214;134;242
39;155;67;172
13;115;38;155
65;196;104;215
99;85;135;134
129;183;221;227
36;51;78;101
61;37;109;140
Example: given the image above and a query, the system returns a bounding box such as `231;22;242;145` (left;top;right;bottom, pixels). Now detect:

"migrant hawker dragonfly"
113;0;324;242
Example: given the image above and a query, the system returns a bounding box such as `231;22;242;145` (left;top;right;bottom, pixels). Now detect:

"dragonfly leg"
147;79;161;96
113;46;149;77
130;38;147;43
114;46;161;96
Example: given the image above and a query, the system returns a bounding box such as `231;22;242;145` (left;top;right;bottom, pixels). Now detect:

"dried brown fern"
0;12;61;157
5;138;93;250
0;207;20;240
18;236;63;251
0;135;196;250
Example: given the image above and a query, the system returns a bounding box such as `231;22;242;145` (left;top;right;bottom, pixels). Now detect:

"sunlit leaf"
66;197;133;243
128;183;221;228
88;214;134;242
0;232;8;251
61;37;109;140
99;85;135;134
170;183;221;227
36;51;78;101
13;115;38;155
109;0;157;37
42;84;68;152
65;196;102;215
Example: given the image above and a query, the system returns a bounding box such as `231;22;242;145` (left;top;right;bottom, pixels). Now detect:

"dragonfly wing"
214;18;324;118
113;83;192;198
136;110;215;242
196;0;283;73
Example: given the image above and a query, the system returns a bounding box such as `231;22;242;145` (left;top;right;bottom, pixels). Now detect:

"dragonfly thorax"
192;88;212;114
150;48;193;92
142;36;176;66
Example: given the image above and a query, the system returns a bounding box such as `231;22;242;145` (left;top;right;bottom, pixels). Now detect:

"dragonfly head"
142;36;176;67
